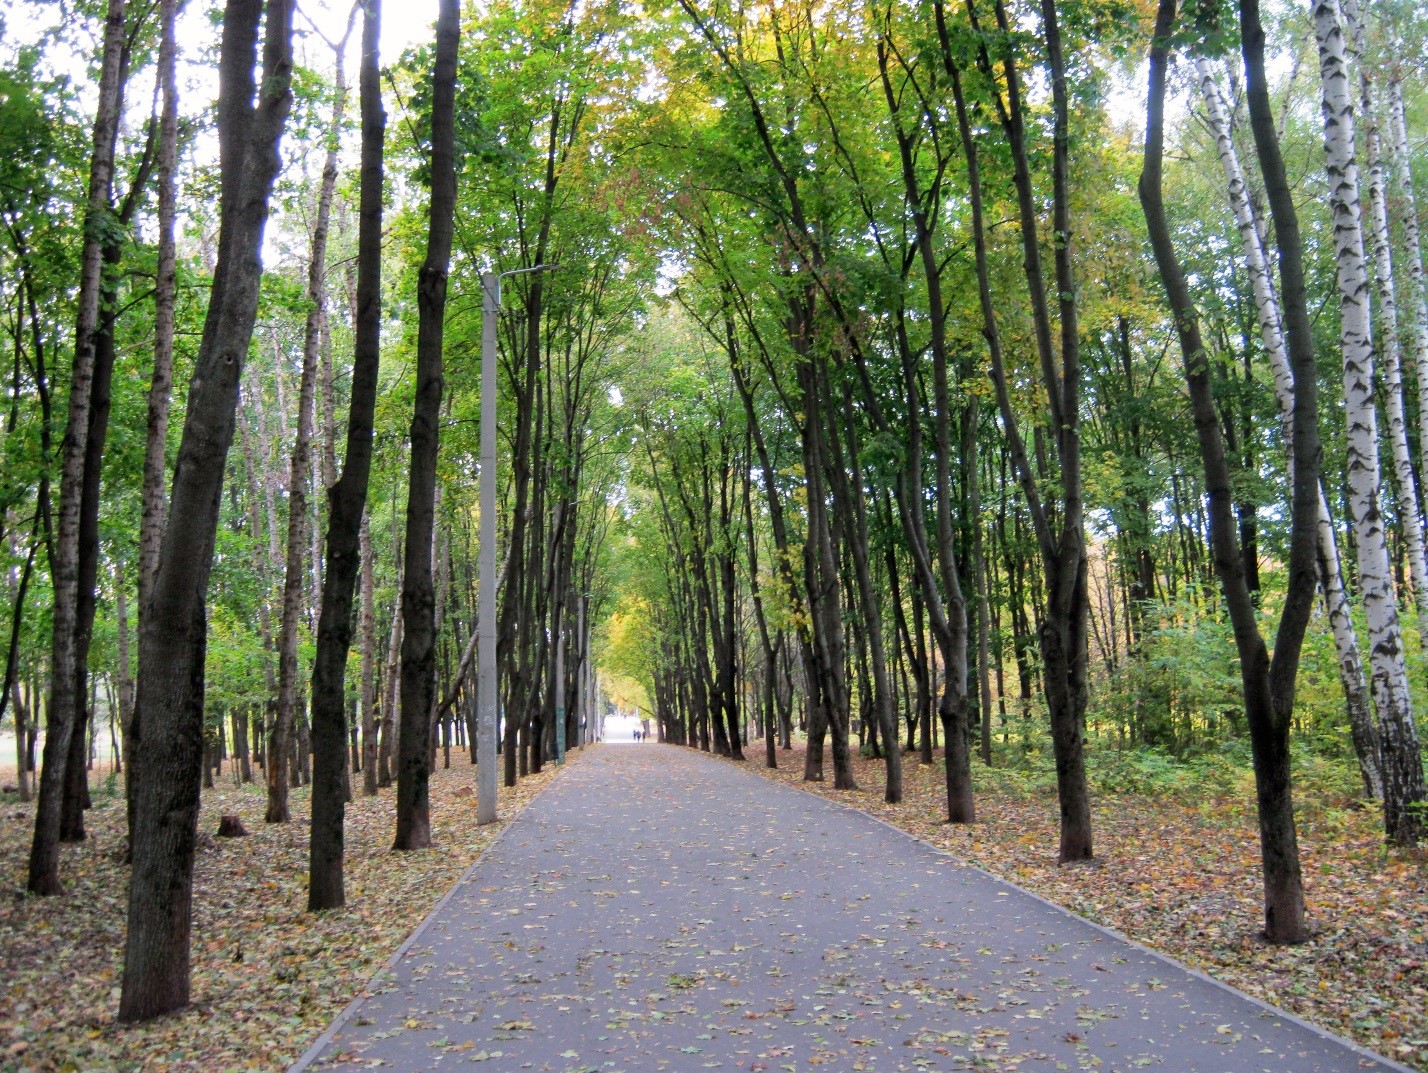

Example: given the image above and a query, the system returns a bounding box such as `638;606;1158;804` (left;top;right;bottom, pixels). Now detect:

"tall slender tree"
268;3;356;826
1195;60;1381;799
119;0;295;1019
28;0;129;896
1313;0;1425;846
308;0;384;909
394;0;459;851
1141;0;1317;943
958;0;1093;859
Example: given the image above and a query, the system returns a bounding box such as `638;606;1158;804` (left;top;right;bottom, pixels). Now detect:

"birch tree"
1385;70;1428;486
1195;60;1382;799
1313;0;1425;846
1339;0;1428;646
29;0;130;895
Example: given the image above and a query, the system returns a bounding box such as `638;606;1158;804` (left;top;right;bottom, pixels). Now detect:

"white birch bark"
1315;0;1426;843
1340;0;1428;645
1197;59;1383;798
29;0;128;895
1386;72;1428;524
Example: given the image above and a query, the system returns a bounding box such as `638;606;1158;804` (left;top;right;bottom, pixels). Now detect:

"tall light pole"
477;264;557;824
554;607;566;764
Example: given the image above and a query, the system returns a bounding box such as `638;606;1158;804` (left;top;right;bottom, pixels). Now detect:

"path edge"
708;748;1419;1073
285;751;587;1073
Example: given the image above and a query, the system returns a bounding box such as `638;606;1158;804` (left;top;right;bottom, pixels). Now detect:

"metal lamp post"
477;264;557;825
554;610;566;765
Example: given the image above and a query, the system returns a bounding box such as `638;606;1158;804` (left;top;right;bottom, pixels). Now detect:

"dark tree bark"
955;0;1092;860
741;417;779;772
714;453;743;761
875;34;969;818
118;0;294;1020
796;354;857;790
309;0;382;910
394;0;458;851
233;707;252;782
0;528;38;803
726;316;821;774
832;387;902;802
380;564;401;787
1138;0;1309;942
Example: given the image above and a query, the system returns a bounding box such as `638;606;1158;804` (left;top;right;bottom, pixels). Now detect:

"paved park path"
292;744;1404;1073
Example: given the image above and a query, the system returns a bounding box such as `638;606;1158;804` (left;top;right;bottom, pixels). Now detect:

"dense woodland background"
1;0;1427;1031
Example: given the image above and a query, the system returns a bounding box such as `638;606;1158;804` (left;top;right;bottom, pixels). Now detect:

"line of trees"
2;0;642;1019
5;0;1428;1023
599;0;1428;949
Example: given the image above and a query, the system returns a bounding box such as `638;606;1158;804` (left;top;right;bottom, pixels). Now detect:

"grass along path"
739;744;1428;1071
0;751;573;1072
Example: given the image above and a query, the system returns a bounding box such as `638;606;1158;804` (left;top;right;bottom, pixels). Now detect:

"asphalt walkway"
292;744;1404;1073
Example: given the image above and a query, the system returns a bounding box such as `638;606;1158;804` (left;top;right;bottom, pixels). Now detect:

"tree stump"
216;814;248;838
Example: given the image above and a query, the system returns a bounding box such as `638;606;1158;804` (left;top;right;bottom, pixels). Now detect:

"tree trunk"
2;526;39;803
959;0;1091;857
876;37;969;818
1340;0;1428;649
29;0;128;896
71;103;163;845
394;0;458;851
361;513;379;795
1142;0;1308;942
831;388;901;802
114;562;135;784
13;684;32;802
308;0;372;910
271;14;350;825
380;564;401;788
1196;60;1381;798
118;0;294;1020
62;263;124;842
798;356;856;791
970;422;994;768
234;707;252;783
140;0;180;609
1314;0;1425;845
1386;72;1428;498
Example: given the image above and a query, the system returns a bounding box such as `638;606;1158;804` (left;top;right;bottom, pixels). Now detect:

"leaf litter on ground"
0;753;570;1072
740;745;1428;1072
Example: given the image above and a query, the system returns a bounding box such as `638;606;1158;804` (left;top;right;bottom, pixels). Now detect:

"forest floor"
743;745;1428;1072
0;752;567;1073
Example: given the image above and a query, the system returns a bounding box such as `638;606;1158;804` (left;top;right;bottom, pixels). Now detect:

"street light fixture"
477;264;559;825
